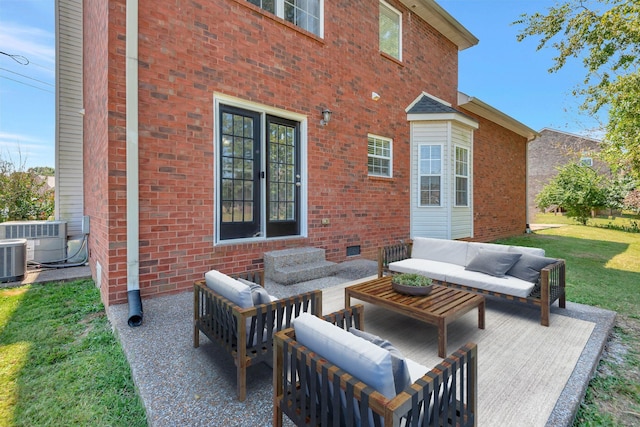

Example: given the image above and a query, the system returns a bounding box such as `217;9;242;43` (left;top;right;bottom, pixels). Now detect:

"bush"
0;156;54;222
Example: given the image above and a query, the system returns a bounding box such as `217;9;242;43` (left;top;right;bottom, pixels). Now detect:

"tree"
29;166;55;176
515;0;640;179
0;156;54;222
624;190;640;215
536;163;608;225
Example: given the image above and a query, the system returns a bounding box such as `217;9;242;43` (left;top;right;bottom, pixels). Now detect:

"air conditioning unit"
0;221;67;263
0;239;27;283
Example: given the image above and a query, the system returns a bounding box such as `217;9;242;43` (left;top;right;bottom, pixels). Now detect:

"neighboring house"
528;128;607;220
78;0;537;306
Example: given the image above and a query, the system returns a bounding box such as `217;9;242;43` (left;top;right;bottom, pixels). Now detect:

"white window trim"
269;0;325;38
580;157;593;167
418;143;442;207
454;145;469;207
367;133;393;178
213;93;308;245
379;0;402;61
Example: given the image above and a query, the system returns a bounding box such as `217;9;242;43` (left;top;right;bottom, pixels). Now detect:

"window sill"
368;175;394;182
379;51;404;67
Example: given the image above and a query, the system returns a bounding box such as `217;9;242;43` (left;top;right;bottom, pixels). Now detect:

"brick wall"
85;0;528;305
462;111;529;241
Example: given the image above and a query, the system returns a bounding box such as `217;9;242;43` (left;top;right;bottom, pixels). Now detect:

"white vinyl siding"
55;0;84;237
450;126;473;239
410;121;473;240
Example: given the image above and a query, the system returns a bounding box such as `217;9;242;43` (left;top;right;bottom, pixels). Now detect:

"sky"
0;0;55;170
0;0;603;170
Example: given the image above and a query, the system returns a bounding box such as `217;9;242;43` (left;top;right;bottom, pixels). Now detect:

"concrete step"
268;260;337;285
264;247;337;285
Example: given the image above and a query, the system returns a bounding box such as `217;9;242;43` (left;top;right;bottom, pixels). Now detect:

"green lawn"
0;280;146;426
497;219;640;426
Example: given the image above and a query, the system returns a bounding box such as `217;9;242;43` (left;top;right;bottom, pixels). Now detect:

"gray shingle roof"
407;94;460;114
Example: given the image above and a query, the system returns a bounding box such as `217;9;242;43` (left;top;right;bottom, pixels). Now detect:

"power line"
0;67;54;87
0;75;54;94
0;51;29;65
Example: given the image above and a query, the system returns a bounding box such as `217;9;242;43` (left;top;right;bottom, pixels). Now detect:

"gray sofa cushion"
506;253;558;283
465;249;522;277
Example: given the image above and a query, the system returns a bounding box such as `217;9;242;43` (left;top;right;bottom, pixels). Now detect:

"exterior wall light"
320;109;332;126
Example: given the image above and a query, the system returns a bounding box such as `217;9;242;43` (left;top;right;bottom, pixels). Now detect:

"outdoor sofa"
378;237;566;326
193;269;322;401
273;304;478;427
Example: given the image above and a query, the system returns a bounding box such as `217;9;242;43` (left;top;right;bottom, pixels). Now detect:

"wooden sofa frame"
194;269;322;401
273;304;478;427
378;241;566;326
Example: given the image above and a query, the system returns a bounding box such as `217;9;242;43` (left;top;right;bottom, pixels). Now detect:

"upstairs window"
455;146;469;206
248;0;322;37
368;134;392;177
379;0;401;60
580;156;593;167
419;145;441;206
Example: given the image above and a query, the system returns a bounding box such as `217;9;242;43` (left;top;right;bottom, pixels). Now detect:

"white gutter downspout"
126;0;143;326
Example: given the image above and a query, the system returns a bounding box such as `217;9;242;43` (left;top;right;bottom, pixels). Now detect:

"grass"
497;215;640;426
0;279;146;426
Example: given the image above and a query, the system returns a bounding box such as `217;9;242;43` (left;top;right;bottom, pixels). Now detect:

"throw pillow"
237;278;272;305
349;328;412;395
506;253;557;283
465;249;522;277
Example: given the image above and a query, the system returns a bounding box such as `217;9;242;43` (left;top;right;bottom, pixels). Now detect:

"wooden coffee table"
345;276;485;358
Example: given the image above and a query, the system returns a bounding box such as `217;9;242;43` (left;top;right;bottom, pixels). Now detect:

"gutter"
125;0;142;326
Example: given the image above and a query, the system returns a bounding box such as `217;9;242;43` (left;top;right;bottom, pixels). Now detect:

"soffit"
398;0;479;50
458;92;539;141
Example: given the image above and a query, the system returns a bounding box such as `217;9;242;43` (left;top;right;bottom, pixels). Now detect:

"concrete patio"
105;259;615;427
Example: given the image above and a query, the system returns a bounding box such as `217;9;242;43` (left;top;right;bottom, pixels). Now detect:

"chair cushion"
349;328;411;395
292;313;397;399
506;253;558;283
204;270;253;308
465;249;522;278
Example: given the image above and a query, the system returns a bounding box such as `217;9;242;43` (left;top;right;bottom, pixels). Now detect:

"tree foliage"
536;163;608;225
624;189;640;214
0;157;54;222
515;0;640;179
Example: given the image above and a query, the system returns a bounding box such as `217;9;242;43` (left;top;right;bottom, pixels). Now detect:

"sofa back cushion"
205;270;254;308
466;242;545;265
508;245;546;257
412;237;468;266
292;313;397;399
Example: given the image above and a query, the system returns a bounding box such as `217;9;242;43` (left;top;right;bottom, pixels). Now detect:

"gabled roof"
398;0;479;50
406;92;479;129
457;92;538;141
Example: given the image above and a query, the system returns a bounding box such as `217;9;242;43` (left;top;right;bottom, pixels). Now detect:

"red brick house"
81;0;536;307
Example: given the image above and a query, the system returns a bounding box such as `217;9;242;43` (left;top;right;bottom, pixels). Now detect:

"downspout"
126;0;143;326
